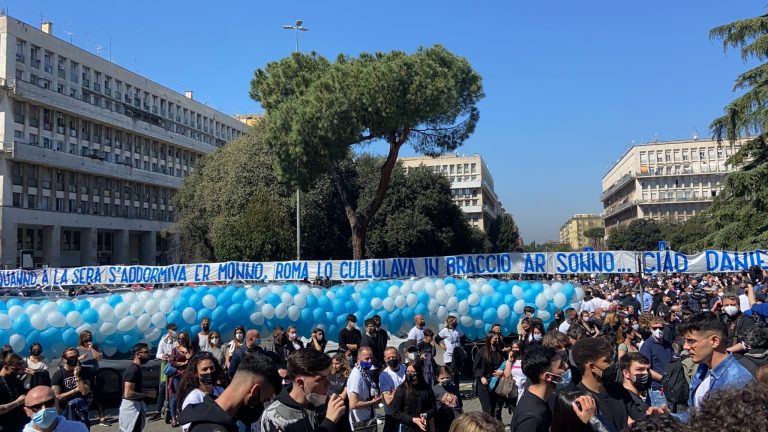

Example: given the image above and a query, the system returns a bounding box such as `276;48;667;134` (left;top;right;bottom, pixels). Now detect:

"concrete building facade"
399;154;503;231
601;138;742;231
3;17;248;269
559;214;603;250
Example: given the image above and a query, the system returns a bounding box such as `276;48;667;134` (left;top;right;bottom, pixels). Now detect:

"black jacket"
179;394;238;432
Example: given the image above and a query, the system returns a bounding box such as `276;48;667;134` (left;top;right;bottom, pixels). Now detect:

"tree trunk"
350;220;368;260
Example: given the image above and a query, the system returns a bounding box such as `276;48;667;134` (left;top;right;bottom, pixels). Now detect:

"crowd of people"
2;270;768;432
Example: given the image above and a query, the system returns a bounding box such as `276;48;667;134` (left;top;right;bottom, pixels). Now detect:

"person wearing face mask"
150;323;178;422
309;328;328;353
639;317;673;407
207;332;225;368
0;354;28;432
719;295;757;353
528;323;544;346
23;344;50;392
339;315;362;366
195;318;212;354
51;349;91;430
180;353;281;432
228;330;267;379
379;347;406;432
22;385;86;432
616;324;639;362
572;337;645;432
619;353;651;414
76;331;107;427
169;332;197;427
260;349;346;432
118;343;156;432
407;315;427;345
178;352;226;432
473;332;504;420
224;327;245;371
390;359;435;432
576;312;600;338
431;366;462;432
510;346;570;432
503;340;528;403
347;347;383;429
438;316;465;388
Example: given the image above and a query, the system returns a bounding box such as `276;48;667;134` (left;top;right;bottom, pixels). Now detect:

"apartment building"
601;138;742;231
3;18;248;268
399;154;503;231
559;214;603;250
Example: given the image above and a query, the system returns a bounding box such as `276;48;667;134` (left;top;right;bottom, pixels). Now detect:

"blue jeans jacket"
674;353;753;422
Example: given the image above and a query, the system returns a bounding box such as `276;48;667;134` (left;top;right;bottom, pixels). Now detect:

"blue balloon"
489;279;501;289
456;280;470;291
242;299;256;313
13;314;31;333
313;309;323;322
190;325;201;335
470;306;483;318
561;283;576;300
414;304;428;316
189;294;203;309
40;328;60;346
198;309;213;321
332;299;345;314
166;310;182;327
227;304;244;319
306;295;318;309
0;300;6;311
523;288;538;303
301;309;313;324
82;308;99;324
58;301;75;316
62;328;79;347
7;298;22;308
231;290;246;305
483;308;497;323
76;300;91;312
107;295;123;307
480;296;492;309
181;287;195;298
266;294;281;307
318;296;331;311
173;298;189;310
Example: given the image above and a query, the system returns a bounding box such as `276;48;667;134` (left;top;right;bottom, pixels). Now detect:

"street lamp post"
282;20;309;261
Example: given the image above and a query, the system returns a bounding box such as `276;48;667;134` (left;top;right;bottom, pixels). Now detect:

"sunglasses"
26;398;56;412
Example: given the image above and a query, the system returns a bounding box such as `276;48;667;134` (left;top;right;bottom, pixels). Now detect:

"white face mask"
652;329;663;340
235;334;244;341
211;338;219;345
723;305;740;317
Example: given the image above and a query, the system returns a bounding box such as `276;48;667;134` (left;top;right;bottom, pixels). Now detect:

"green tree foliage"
488;213;521;252
250;45;484;258
658;217;707;253
685;12;768;250
211;188;294;261
522;241;571;253
606;219;663;251
583;227;606;249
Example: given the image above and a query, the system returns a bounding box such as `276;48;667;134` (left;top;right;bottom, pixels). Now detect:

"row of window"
639;162;732;176
640;178;722;189
15;38;245;145
12;99;200;177
638;145;739;164
10;162;176;222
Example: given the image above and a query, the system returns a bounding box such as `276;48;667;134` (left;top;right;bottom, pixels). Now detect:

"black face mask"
633;373;650;391
407;374;418;384
237;396;265;425
83;336;92;343
66;357;78;367
202;325;210;332
386;359;400;370
139;355;150;365
598;363;623;386
199;373;215;386
30;349;41;356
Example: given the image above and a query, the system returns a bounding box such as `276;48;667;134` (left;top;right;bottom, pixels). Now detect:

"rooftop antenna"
692;127;699;141
64;31;74;44
653;132;659;143
95;44;103;57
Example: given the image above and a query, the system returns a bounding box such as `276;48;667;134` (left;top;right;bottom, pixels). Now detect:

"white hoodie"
23;416;88;432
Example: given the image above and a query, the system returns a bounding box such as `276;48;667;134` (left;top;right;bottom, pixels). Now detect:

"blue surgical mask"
254;338;261;346
32;407;58;429
533;334;542;342
555;369;572;390
359;361;372;370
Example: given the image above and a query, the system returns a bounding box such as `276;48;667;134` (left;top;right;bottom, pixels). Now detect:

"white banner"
0;250;765;288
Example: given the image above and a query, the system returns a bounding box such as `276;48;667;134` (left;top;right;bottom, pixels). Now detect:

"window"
13;100;25;124
15;39;26;63
26;194;36;209
12;193;21;207
70;62;79;83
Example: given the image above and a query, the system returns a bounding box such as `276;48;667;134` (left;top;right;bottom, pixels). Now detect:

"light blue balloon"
523;288;538;303
242;299;256;313
457;290;469;300
318;296;332;311
76;300;91;312
313;309;323;322
166;310;182;327
58;301;75;316
227;304;244;319
561;283;576;300
62;328;79;347
470;306;483;318
301;309;313;324
173;297;188;310
41;327;60;346
13;314;31;333
483;308;496;323
198;309;213;321
231;290;247;305
456;280;470;291
7;298;22;308
82;308;99;324
189;294;203;309
0;300;6;311
190;325;201;335
181;287;195;298
266;294;281;307
480;296;492;309
332;299;345;314
107;295;123;307
306;295;318;309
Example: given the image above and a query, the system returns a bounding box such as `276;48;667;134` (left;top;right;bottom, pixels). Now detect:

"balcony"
16;54;24;63
601;173;635;201
603;200;638;219
31;59;41;68
82;78;90;88
638;195;714;205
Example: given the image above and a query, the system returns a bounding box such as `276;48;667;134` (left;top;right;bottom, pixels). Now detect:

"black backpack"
662;356;689;405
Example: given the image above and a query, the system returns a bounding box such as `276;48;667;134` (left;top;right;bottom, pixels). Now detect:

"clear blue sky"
8;1;761;242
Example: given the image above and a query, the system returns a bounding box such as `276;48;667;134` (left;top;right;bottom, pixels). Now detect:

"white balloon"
294;294;307;309
399;285;412;296
575;287;585;301
281;293;294;306
481;284;494;296
258;287;271;299
159;299;173;314
406;294;418;308
538;311;551;321
202;295;217;309
288;305;300;321
145;328;161;343
428;299;438;313
153;290;166;299
246;288;259;300
371;298;383;310
497;304;511;320
512;285;524;299
91;298;106;308
114;303;130;319
8;305;23;320
137;314;152;332
437;306;449;322
413;280;425;292
457;300;469;316
0;314;10;330
445;297;458;311
100;322;117;336
543;286;554;300
262;304;275;320
275;304;287;319
118;316;137;332
424;281;437;295
42;302;59;315
182;307;197;324
144;299;159;315
26;304;40;315
250;312;265;325
445;283;457;297
103;346;118;357
9;334;25;352
474;319;485;328
31;313;47;331
551;282;563;293
151;312;166;329
553;293;567;308
47;311;66;327
76;324;93;335
460;316;473;327
395;295;406;309
435;290;448;305
138;291;151;302
98;304;115;322
513;299;526;315
129;303;144;316
535;293;548;310
383;298;395;313
270;285;284;295
467;293;480;306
